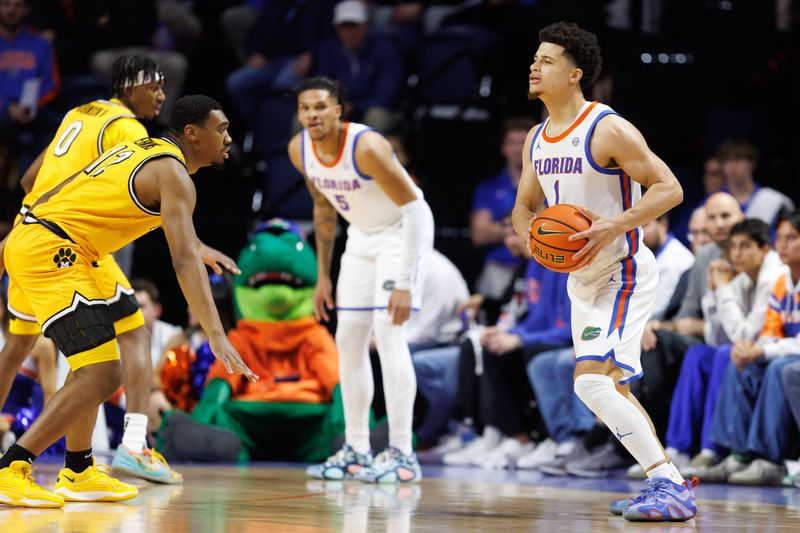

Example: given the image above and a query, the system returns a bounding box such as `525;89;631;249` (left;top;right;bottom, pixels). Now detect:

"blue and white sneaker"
609;485;650;515
306;444;373;480
111;445;180;484
353;447;422;484
622;477;699;522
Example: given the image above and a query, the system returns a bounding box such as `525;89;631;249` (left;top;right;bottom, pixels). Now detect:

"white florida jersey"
531;101;645;280
301;122;423;234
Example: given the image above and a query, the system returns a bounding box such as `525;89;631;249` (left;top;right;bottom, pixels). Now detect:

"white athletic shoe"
442;426;502;466
515;438;558;470
473;438;534;470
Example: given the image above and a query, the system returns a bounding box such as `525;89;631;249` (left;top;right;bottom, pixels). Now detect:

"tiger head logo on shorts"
53;247;77;268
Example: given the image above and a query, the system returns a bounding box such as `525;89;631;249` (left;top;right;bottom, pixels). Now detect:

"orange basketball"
529;204;592;272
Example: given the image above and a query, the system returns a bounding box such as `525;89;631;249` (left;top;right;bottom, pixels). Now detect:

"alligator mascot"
158;219;343;462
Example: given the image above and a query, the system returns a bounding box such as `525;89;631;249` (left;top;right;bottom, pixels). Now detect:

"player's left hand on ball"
198;242;241;275
388;289;412;325
569;207;623;269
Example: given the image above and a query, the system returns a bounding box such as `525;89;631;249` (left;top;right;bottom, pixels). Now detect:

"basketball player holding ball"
512;22;697;522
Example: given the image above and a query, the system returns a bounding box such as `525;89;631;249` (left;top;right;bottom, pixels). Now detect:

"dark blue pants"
665;344;730;454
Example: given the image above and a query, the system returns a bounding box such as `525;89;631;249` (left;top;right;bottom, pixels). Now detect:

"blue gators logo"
581;326;601;341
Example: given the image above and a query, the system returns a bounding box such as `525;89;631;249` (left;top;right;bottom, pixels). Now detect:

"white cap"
333;0;368;25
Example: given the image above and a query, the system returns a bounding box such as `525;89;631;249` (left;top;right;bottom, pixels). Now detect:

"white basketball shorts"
336;220;432;325
569;246;658;384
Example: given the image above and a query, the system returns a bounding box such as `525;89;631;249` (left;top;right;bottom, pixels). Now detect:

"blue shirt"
509;261;572;347
314;32;403;117
471;169;519;267
0;27;59;113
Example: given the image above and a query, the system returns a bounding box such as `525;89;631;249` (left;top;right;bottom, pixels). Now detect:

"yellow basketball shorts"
3;223;132;370
6;231;144;340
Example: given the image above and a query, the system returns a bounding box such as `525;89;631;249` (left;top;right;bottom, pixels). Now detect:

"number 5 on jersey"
335;194;349;211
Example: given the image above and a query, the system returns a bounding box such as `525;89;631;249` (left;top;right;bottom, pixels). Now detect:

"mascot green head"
233;219;317;321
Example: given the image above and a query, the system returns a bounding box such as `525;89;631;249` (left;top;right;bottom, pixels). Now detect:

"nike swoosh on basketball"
537;224;569;236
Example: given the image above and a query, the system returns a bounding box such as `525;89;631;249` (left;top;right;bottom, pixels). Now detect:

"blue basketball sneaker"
609;485;651;515
353;447;422;484
306;444;373;480
622;477;699;522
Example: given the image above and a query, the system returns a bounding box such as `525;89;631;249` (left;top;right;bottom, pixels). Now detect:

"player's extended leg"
574;359;697;522
111;325;182;483
306;316;375;480
307;250;377;481
54;379;137;503
354;313;422;484
88;255;182;484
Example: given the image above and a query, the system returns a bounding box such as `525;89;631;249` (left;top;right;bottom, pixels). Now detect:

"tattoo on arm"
303;175;337;277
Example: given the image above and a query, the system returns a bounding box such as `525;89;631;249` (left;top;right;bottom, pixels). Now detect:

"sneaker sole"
537;464;568;476
0;493;64;508
565;466;606;478
111;464;178;485
54;487;138;502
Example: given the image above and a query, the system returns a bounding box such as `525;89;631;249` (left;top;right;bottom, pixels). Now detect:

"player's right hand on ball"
209;335;259;383
314;276;334;322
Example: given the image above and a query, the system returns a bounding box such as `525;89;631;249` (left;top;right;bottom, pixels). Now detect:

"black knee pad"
44;300;116;357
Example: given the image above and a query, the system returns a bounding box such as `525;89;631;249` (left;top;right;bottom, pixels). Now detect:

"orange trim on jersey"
19;366;38;381
612;257;634;331
542;102;599;143
312;122;350;168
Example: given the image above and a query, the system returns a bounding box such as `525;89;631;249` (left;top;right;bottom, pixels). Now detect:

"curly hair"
539;22;602;89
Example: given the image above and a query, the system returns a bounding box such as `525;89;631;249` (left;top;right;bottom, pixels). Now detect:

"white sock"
373;313;416;456
647;461;685;484
336;319;374;455
574;374;666;473
121;413;148;452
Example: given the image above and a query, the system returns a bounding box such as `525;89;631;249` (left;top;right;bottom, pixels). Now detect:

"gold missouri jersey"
29;137;186;259
23;98;147;207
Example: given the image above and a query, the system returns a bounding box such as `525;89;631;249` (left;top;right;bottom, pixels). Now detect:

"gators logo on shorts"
54;247;77;268
581;326;601;341
382;280;396;291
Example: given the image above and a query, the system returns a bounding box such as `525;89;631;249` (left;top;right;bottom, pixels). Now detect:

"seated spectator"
0;0;60;181
470;118;534;299
133;278;183;377
408;249;470;446
88;1;189;123
313;1;404;132
444;229;571;470
717;139;794;229
523;347;594;472
665;219;786;476
706;212;800;485
225;0;334;133
781;360;800;487
686;206;712;256
642;213;694;319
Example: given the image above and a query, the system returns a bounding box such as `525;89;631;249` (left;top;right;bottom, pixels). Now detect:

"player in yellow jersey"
0;55;212;490
0;94;258;508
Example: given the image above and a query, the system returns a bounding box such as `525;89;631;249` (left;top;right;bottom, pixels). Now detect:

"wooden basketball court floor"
3;463;800;532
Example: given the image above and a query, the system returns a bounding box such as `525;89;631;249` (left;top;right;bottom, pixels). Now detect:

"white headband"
122;69;165;89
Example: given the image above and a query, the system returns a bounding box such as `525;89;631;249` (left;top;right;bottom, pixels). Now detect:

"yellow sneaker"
54;460;138;502
0;460;64;508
